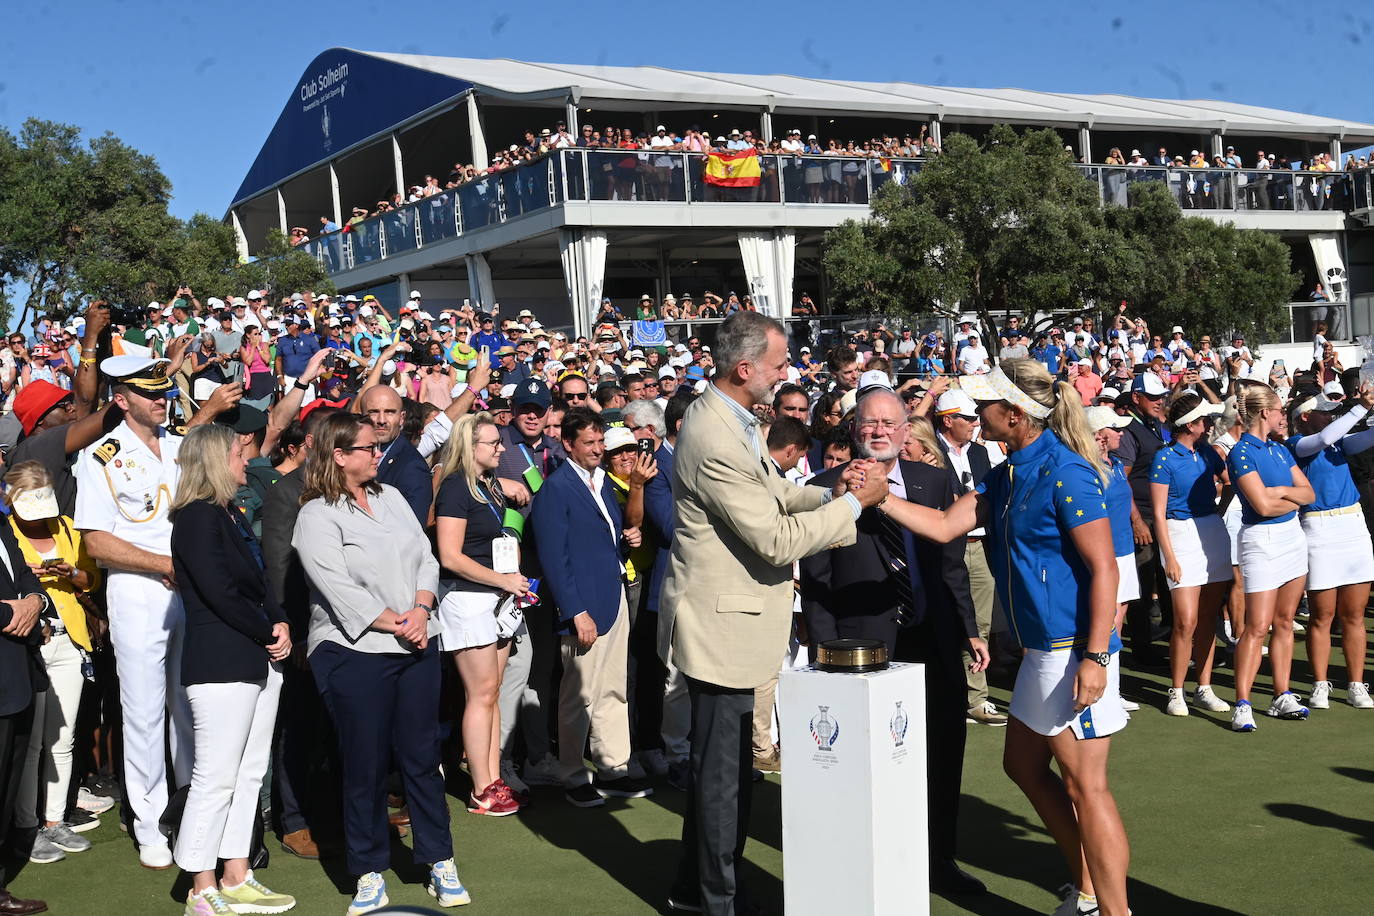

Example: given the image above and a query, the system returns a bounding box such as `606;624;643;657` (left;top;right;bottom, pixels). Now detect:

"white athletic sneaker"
1309;681;1332;709
1192;685;1230;713
1165;688;1189;717
1266;691;1310;720
1348;682;1374;709
1231;702;1257;732
1119;698;1140;712
522;753;562;787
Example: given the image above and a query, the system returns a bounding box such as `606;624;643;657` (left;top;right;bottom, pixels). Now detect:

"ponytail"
1049;380;1109;482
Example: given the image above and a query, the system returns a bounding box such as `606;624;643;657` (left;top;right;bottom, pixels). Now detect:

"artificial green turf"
8;630;1374;915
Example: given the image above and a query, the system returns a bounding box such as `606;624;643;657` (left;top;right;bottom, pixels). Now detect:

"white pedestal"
779;663;928;916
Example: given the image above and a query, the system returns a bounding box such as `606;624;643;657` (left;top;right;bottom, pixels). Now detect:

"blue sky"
3;0;1371;220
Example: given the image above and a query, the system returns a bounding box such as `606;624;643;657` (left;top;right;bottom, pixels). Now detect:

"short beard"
857;440;900;462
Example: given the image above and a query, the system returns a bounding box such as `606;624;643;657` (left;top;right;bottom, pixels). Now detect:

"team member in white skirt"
882;361;1130;916
1287;384;1374;709
1088;406;1141;720
1226;385;1316;731
434;413;531;817
1210;399;1249;651
1150;392;1234;717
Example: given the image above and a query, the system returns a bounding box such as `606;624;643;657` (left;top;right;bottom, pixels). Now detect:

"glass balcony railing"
295;149;1365;275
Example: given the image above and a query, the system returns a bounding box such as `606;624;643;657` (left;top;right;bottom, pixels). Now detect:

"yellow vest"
9;515;98;651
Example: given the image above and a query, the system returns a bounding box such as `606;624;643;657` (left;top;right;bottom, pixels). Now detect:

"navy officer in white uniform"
73;356;192;869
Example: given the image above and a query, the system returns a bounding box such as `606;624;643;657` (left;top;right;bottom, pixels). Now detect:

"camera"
108;303;145;327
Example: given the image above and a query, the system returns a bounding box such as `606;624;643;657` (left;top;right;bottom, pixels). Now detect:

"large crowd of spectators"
2;283;1373;916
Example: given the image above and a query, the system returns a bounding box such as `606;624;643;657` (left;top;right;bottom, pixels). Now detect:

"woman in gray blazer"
292;412;470;913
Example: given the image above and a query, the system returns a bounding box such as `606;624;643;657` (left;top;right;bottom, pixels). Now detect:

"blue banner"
231;49;471;206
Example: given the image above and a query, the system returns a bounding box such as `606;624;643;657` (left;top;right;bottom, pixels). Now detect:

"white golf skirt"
1010;648;1127;739
1302;508;1374;591
1223;505;1243;567
1164;515;1234;589
1115;553;1140;604
1239;516;1308;593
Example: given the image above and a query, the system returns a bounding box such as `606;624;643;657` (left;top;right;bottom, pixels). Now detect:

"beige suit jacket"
658;388;858;689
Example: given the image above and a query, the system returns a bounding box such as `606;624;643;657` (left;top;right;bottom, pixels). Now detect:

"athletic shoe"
218;870;296;914
1222;619;1237;648
966;701;1009;726
184;889;234;916
428;858;472;907
1165;688;1189;717
346;873;388;916
1052;885;1080;916
522;753;562;787
666;885;703;912
1266;691;1309;720
593;774;654;798
467;783;519;817
564;784;606;808
1192;685;1230;713
64;809;99;833
27;830;65;864
499;759;530;800
1119;698;1140;712
1349;682;1374;709
76;786;114;815
1309;681;1332;709
1231;701;1256;732
42;823;90;854
640;749;670;776
666;759;690;792
1291;619;1306;635
140;842;174;869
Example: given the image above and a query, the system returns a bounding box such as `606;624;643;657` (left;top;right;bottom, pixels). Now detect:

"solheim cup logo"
810;705;839;751
321;105;332;140
890;700;909;747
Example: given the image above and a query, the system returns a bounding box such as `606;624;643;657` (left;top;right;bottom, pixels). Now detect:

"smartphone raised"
637;437;654;456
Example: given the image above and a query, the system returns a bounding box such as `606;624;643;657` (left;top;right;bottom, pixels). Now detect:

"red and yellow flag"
704;149;762;187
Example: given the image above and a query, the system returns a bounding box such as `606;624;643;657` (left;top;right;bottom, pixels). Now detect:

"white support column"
928;117;942;151
559;228;608;339
760;109;774;143
329;161;342;227
398;271;412;302
465;253;495;311
1211;131;1225;159
392;132;406;197
1078;126;1092;163
230;209;250;261
276;188;288;235
566;99;580;135
1330;137;1343;166
467;92;488;170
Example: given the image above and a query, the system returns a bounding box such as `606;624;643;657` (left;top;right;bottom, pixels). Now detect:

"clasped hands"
832;458;893;508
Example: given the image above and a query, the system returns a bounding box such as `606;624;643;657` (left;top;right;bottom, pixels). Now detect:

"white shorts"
1010;648;1127;739
1115;553;1140;604
438;586;515;651
1239;516;1308;593
1223;506;1243;567
1302;509;1374;591
1164;515;1234;589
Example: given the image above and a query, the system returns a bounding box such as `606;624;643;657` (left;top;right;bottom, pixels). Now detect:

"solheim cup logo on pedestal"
810;705;839;751
890;700;909;747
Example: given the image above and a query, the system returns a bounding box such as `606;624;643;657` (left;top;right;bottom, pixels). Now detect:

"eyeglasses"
856;419;901;432
340;443;383;455
564;391;588;401
475;438;503;448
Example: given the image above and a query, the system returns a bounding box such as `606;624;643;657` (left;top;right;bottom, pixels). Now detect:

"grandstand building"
228;49;1374;344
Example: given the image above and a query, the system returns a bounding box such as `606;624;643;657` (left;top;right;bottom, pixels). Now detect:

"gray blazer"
292;483;441;655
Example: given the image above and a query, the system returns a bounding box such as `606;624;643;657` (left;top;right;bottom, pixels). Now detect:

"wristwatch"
415;601;436;619
1083;650;1111;668
24;592;52;618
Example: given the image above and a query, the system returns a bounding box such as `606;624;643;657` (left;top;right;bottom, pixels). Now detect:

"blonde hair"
300;412;382;506
906;416;945;468
438;412;497;504
171;424;240;512
1235;384;1279;432
1000;358;1107;479
2;461;54;509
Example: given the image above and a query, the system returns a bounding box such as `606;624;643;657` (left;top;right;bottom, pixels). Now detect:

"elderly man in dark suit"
800;387;990;898
0;522;52;915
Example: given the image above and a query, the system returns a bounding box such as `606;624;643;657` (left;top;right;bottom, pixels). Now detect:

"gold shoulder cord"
101;466;170;523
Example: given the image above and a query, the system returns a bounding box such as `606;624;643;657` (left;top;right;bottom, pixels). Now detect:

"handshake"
832;458;892;509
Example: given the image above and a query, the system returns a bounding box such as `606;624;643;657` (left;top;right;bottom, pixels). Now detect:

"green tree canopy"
0;118;332;330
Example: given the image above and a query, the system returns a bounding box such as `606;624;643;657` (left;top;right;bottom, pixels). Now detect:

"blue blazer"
377;436;433;525
530;460;626;635
642;443;676;613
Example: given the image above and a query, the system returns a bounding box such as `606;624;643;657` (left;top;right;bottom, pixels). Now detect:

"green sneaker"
184;889;233;916
217;870;297;914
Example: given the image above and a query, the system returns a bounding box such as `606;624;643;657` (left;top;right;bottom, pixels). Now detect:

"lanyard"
478;478;506;526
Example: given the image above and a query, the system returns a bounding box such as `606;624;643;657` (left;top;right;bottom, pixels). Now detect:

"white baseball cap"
1085;406;1131;431
858;369;893;391
935;390;978;416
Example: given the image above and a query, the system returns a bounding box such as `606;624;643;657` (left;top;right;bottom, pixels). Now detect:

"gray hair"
714;311;784;376
623;398;666;436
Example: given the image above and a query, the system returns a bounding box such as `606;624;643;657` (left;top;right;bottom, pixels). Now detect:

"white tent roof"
361;51;1374;140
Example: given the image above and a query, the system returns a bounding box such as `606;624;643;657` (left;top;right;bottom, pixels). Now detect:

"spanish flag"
704;149;762;187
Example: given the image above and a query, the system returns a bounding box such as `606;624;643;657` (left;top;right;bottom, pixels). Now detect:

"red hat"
298;397;349;425
13;380;72;436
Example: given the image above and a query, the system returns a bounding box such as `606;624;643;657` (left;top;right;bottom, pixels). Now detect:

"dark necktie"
873;500;926;627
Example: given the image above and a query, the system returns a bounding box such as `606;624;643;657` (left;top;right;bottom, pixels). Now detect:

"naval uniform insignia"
144;494;156;514
93;438;121;466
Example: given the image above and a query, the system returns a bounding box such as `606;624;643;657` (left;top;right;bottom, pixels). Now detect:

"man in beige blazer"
659;311;888;914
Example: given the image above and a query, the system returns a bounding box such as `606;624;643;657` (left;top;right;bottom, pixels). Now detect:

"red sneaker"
468;783;520;817
492;778;529;807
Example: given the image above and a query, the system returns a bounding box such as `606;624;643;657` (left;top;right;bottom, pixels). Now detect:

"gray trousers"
964;538;998;709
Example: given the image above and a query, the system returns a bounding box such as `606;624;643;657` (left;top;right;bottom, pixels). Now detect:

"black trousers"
0;704;35;887
893;618;970;864
311;642;450;876
675;678;754;916
804;604;901;658
1128;527;1174;656
272;661;339;837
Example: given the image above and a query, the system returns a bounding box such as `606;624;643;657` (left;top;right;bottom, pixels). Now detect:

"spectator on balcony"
320;215;339;234
1153;147;1170;167
956;333;990;376
289;227;309;247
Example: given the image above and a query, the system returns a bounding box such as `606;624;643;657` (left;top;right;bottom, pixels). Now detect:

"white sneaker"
1266;691;1310;720
1192;685;1230;712
1231;702;1257;732
1348;682;1374;709
523;753;562;787
139;842;174;869
1309;681;1332;709
1165;687;1189;717
347;872;389;915
499;758;529;797
76;786;115;815
1119;698;1140;712
1222;619;1237;647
